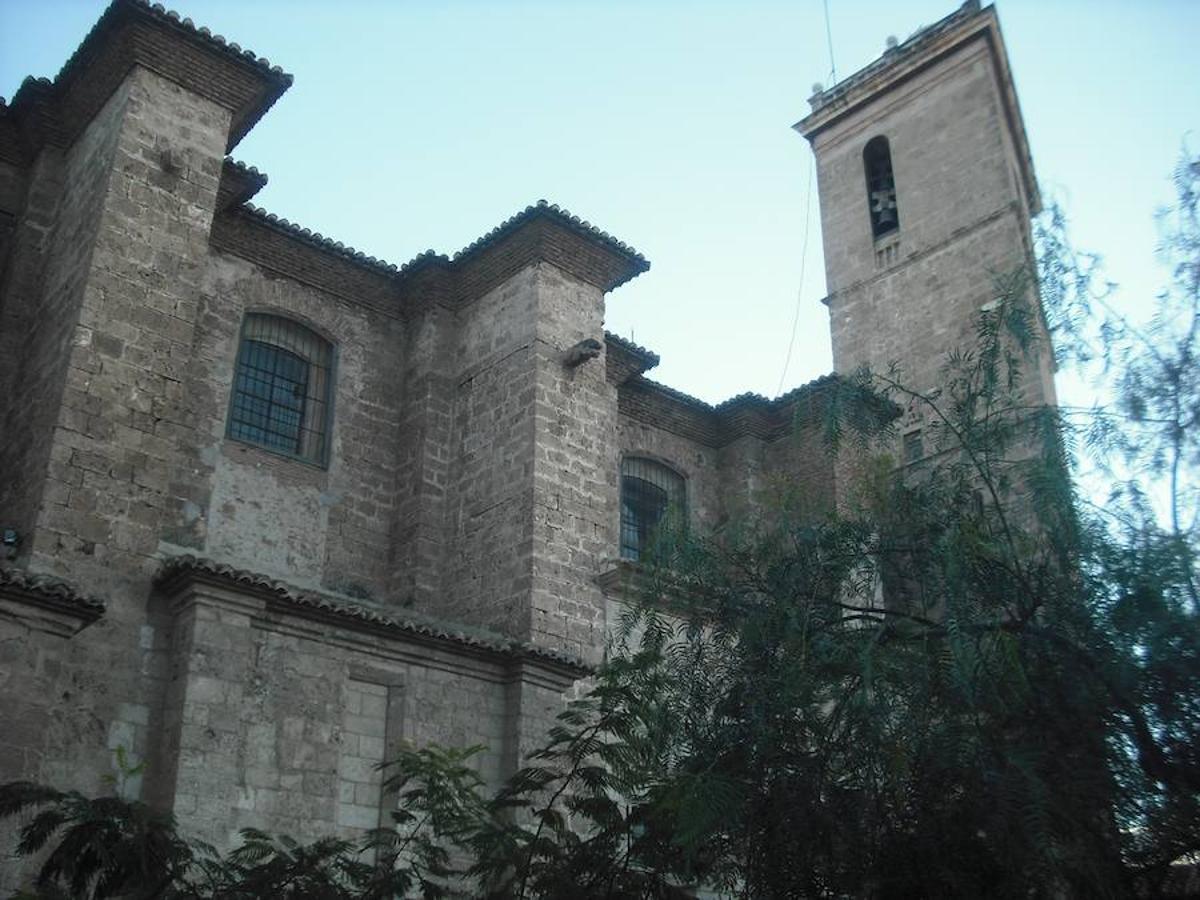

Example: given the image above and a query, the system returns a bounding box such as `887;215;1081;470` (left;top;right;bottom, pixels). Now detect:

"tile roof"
216;157;268;211
4;0;293;155
604;331;661;385
55;0;292;90
616;371;851;447
452;200;648;273
155;555;592;675
0;565;107;619
639;371;842;415
234;199;648;293
604;331;660;367
241;204;407;277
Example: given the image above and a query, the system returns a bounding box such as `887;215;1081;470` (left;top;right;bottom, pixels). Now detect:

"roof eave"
8;0;293;158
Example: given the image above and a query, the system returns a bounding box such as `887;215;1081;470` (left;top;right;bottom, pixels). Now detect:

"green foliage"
0;778;193;899
379;743;490;896
462;655;702;898
582;152;1200;897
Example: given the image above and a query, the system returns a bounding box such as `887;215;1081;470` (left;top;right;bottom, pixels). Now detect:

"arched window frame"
225;312;336;467
863;135;900;239
619;456;687;562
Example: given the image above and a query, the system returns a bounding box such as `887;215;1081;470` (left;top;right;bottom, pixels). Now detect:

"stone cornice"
0;565;106;637
617;372;846;448
793;1;1039;215
447;200;649;295
210;199;650;317
215;158;267;213
2;0;292;161
154;555;592;679
604;331;660;386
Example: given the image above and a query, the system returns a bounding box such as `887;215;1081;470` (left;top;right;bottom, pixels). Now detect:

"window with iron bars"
227;313;334;466
620;457;686;562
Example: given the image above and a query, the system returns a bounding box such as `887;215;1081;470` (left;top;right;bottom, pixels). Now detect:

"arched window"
227;313;334;466
863;136;899;239
620;457;686;562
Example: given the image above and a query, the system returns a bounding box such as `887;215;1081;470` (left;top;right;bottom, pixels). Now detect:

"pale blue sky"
2;0;1198;405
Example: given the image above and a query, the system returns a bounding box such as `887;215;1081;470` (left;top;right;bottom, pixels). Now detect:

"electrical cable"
775;0;837;398
775;156;815;398
823;0;837;84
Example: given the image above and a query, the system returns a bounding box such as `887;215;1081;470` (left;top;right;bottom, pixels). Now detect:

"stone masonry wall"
26;66;230;591
390;301;455;612
815;42;1021;301
616;415;722;533
148;580;518;850
0;151;58;532
760;417;838;519
814;36;1054;409
184;249;406;601
337;679;389;834
0;79;127;560
0;66;222;800
528;264;614;662
444;266;541;638
0;67;232;893
0;59;413;849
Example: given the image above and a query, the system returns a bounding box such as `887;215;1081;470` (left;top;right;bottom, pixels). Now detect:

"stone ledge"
595;560;709;614
595;560;648;600
800;1;981;121
0;565;106;637
155;555;593;680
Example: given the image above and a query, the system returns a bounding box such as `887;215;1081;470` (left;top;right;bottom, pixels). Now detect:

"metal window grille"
863;135;899;239
620;457;686;562
228;313;333;465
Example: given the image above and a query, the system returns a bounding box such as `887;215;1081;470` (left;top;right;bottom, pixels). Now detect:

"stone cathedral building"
0;0;1051;870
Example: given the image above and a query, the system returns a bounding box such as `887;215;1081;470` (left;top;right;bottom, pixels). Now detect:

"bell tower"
795;1;1055;422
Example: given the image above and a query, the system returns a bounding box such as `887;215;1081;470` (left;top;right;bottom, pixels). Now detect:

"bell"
872;189;897;226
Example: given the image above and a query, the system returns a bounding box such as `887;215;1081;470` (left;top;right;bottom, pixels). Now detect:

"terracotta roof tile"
617;371;852;446
241;204;406;276
0;565;107;617
216;157;268;211
452;200;648;273
155;555;592;674
4;0;293;155
233;198;648;295
55;0;293;90
604;331;660;367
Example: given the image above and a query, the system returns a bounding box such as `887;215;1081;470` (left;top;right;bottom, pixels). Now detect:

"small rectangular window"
903;430;923;464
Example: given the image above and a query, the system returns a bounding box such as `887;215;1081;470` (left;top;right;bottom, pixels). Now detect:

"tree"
586;153;1200;897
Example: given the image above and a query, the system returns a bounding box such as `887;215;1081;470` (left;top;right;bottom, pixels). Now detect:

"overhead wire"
823;0;837;84
775;0;838;397
775;159;815;398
